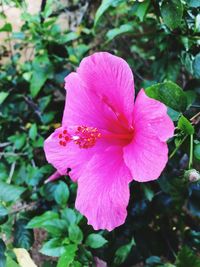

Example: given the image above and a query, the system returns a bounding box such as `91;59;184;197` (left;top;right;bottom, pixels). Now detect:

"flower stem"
169;135;188;159
189;134;193;169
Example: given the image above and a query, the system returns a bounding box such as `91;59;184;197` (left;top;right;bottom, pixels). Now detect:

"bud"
184;169;200;182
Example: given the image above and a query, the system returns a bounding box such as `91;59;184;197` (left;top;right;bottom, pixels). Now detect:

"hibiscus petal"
123;89;174;182
75;147;132;231
63;72;125;133
133;89;174;141
73;52;134;128
44;127;108;182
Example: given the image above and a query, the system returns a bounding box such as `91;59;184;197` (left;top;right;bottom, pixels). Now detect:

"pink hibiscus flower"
44;52;174;231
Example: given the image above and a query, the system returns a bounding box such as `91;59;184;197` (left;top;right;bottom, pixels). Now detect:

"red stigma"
58;129;71;147
59;140;63;146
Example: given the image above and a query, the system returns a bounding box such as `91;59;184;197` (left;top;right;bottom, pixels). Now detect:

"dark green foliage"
160;0;183;30
175;246;200;267
114;239;135;265
13;219;34;250
0;239;6;267
0;0;200;266
0;205;8;225
193;53;200;78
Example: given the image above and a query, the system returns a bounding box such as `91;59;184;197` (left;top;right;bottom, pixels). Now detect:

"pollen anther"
73;126;101;149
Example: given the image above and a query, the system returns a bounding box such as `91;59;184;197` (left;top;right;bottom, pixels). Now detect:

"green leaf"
61;208;77;225
0;239;6;267
26;211;59;228
0;205;8;225
25;165;44;186
54;181;69;207
13;219;34;250
8;133;26;150
30;72;47;98
85;234;108;249
68;224;83;244
43;0;53;18
73;261;82;267
41;219;68;236
114;238;135;265
167;108;180;121
58;32;79;44
30;54;53;98
145;81;187;112
132;0;150;22
146;256;162;265
175;246;200;267
181;52;194;74
160;0;183;29
185;90;197;108
194;143;200;160
106;24;133;41
40;238;66;257
145;256;162;267
141;184;154;202
94;0;125;27
0;163;8;181
42;183;58;201
193;53;200;79
29;124;37;141
195;14;200;33
0;92;9;104
0;23;12;32
6;256;20;267
38;95;51;112
0;182;25;202
41;112;55;124
178;115;194;135
57;244;78;267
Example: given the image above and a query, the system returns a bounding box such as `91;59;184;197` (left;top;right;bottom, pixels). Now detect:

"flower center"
58;126;133;149
58;126;101;149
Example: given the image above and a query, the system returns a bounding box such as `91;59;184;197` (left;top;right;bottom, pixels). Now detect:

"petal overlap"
123;89;174;182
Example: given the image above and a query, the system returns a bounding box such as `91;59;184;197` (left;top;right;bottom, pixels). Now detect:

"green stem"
169;135;188;159
189;134;193;169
